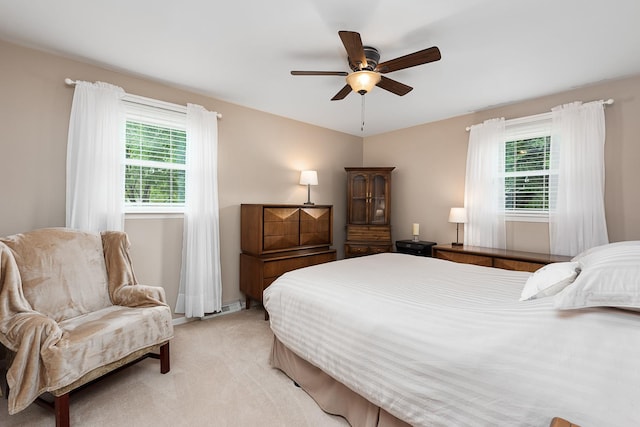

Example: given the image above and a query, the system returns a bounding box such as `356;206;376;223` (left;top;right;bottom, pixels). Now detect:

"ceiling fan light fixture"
346;70;381;95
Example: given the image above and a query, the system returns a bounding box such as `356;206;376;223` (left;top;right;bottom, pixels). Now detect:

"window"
123;99;187;213
503;114;552;221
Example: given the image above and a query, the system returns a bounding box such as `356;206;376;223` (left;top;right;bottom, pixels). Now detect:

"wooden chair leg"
160;342;170;374
54;393;70;427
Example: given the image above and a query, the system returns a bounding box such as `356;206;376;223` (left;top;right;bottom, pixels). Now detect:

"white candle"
412;223;419;235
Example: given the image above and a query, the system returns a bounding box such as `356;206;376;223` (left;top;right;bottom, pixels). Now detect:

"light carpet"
1;307;349;426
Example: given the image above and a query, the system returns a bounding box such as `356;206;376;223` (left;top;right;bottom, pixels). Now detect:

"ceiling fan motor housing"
350;46;380;71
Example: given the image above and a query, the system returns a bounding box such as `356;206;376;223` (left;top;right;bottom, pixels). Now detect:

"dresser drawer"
346;225;391;241
262;207;299;252
369;245;391;254
345;243;392;258
299;207;332;246
435;250;493;267
493;258;545;272
345;244;370;257
263;252;335;278
432;244;571;273
240;249;336;309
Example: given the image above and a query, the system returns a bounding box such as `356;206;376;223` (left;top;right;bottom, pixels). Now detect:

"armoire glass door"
369;173;388;225
348;173;368;224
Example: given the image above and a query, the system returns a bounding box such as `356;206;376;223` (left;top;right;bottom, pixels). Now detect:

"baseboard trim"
172;300;243;326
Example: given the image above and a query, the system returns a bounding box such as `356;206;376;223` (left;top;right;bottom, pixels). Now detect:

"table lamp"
448;207;467;246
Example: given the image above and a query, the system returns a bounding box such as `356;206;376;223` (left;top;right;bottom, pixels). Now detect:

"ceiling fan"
291;30;441;101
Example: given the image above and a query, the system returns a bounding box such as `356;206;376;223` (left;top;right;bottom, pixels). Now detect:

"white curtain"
175;104;222;318
464;118;506;249
549;101;608;256
66;81;125;232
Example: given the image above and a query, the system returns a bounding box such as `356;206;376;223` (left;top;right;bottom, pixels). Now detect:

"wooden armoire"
344;167;395;257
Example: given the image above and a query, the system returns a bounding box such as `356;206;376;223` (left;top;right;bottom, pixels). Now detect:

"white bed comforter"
263;253;640;427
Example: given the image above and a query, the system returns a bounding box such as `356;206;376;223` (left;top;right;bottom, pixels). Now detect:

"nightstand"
395;240;437;257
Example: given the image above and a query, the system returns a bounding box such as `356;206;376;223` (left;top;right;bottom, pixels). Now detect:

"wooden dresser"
433;244;571;272
240;204;336;309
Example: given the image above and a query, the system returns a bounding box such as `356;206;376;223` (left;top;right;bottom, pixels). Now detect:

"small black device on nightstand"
395;240;437;257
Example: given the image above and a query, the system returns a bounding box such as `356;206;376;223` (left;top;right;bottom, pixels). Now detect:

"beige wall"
364;74;640;253
0;40;363;312
2;38;639;314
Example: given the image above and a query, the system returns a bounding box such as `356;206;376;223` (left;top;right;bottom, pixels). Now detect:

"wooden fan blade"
331;84;353;101
338;30;367;69
376;75;413;96
376;46;441;74
291;71;348;76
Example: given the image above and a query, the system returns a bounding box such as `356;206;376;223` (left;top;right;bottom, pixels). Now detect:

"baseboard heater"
172;300;243;325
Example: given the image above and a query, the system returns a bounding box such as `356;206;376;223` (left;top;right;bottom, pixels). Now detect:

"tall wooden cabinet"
344;167;395;257
240;204;336;309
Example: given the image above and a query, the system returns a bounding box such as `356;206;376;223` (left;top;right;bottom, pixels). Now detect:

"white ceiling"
1;0;639;137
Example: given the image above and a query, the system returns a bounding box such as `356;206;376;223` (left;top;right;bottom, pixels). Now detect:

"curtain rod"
464;98;614;131
64;78;222;119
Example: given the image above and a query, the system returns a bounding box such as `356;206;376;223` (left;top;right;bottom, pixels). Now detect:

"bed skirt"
270;336;410;427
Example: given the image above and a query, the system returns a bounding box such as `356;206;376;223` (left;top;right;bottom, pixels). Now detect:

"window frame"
503;113;552;222
122;94;188;215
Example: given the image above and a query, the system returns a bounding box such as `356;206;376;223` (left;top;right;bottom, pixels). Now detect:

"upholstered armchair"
0;228;174;427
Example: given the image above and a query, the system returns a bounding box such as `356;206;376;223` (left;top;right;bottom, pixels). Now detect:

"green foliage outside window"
125;121;186;205
504;136;550;211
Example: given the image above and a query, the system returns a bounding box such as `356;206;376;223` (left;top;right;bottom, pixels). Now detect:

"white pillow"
519;262;581;301
554;241;640;310
571;240;640;263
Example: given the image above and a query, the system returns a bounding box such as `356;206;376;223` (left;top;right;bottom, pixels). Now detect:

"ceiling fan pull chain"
361;94;365;132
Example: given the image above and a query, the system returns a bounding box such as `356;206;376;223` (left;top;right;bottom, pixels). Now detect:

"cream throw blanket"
0;228;173;414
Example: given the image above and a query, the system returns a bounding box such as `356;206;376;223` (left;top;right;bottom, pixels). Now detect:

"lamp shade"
346;71;381;95
299;170;318;186
448;207;467;223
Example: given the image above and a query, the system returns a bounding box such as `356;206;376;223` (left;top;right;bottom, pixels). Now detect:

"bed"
263;244;640;427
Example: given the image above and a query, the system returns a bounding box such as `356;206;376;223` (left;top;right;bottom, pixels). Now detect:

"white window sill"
505;213;549;223
125;212;184;220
